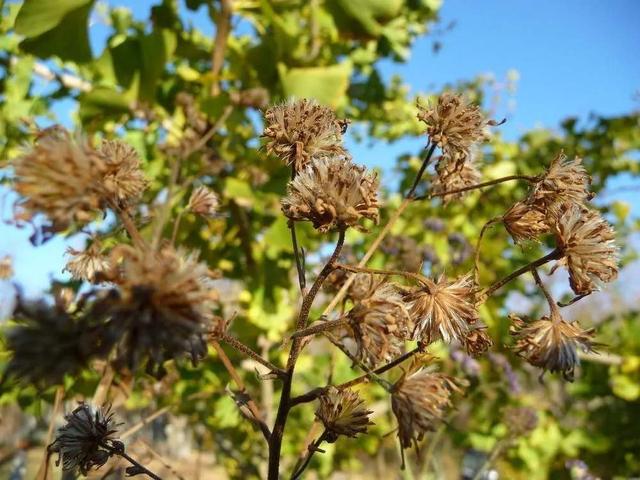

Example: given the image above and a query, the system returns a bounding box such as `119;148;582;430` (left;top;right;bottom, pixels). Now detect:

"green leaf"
278;61;352;108
14;0;91;37
79;86;131;121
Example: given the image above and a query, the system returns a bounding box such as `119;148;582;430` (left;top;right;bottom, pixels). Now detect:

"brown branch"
414;174;539;201
335;263;428;286
210;0;233;96
407;143;437;198
289;318;348;340
220;333;286;377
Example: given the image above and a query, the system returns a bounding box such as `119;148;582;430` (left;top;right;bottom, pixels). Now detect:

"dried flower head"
431;154;481;203
504;406;539;437
99;140;148;208
262;98;347;171
98;246;219;375
503;201;550;243
65;241;111;283
510;312;598;381
417;92;493;161
49;404;123;475
281;155;379;232
13;134;106;230
462;324;494;357
1;300;108;387
344;282;413;368
187;186;219;218
405;274;479;344
529;152;592;214
0;255;13;279
391;369;463;450
315;387;373;443
552;204;618;295
348;273;383;302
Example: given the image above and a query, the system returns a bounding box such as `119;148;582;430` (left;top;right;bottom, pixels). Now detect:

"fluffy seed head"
65;241;111;283
405;274;479;344
552;204;618;295
315;387;373;442
417;92;492;161
99;140;148;208
510;313;598;381
431;154;481;203
0;255;13;279
281;155;379;232
98;246;219;375
262;98;348;171
503;201;550;243
391;369;463;450
187;186;219;218
49;404;123;475
344;282;413;368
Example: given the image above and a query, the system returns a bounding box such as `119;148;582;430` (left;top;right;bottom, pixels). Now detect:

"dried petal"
65;241;111;283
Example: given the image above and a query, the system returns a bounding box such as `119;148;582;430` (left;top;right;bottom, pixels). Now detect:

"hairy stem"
220;333;286;377
113;205;146;249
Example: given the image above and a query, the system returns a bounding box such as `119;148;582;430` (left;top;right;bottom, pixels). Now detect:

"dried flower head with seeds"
343;282;413;368
431;153;481;203
65;241;111;283
462;324;494;357
503;201;550;243
417;92;493;161
262;98;348;171
0;255;13;279
510;312;598;381
98;246;219;375
348;272;383;302
315;387;373;442
49;404;123;475
405;274;479;344
188;186;219;218
391;368;463;451
12;134;107;230
281;155;379;232
552;203;618;295
99;140;148;208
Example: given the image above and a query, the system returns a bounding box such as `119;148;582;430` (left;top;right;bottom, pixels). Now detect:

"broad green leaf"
14;0;91;37
278;61;352;108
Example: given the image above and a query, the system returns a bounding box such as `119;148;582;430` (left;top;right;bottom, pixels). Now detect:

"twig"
102;444;162;480
220;332;286;377
288;318;348;340
212;341;271;441
289;165;307;293
474;216;501;285
112;205;147;249
414;174;538;201
35;388;64;480
407;143;437;199
121;407;171;440
290;431;329;480
210;0;233;96
335;263;428;286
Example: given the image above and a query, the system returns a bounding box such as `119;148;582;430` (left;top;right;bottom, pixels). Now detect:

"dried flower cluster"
281;155;379;232
65;241;111;283
188;185;220;218
430;152;481;203
315;387;373;442
263;98;348;171
49;404;123;475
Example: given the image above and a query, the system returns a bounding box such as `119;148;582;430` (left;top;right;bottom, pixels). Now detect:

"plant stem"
289;165;307;293
335;263;428;285
480;249;562;300
407;143;437;199
212;341;271;440
290;431;329;480
289;318;348;340
108;446;162;480
474;216;501;285
113;205;147;250
220;333;286;378
531;268;560;317
267;230;345;480
414;174;538;201
210;0;232;96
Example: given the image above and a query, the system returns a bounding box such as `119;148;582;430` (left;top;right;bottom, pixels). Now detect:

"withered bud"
187;186;219;218
99;140;148;208
315;387;373;442
503;201;550;244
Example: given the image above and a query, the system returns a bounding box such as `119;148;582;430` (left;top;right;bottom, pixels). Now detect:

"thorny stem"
102;444;162;480
290;431;329;480
407;142;437;199
219;333;286;378
335;263;428;286
480;249;562;300
268;230;345;480
474;216;502;285
414;174;539;201
211;341;271;441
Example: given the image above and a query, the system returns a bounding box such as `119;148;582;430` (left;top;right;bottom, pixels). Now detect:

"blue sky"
1;0;639;296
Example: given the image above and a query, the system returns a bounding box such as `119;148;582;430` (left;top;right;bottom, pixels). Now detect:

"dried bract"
65;241;111;283
315;387;373;442
49;404;123;475
417;92;493;161
187;186;219;218
503;201;550;243
406;274;479;344
391;369;463;450
281;155;379;232
263;99;347;171
99;140;148;208
510;313;598;381
553;204;618;295
462;324;493;357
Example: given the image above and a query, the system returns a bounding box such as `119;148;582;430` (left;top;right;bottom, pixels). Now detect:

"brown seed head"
65;241;111;283
503;201;550;243
99;140;148;208
262;98;348;171
431;153;481;203
315;387;373;442
187;186;219;218
281;155;379;232
552;203;618;295
462;324;494;357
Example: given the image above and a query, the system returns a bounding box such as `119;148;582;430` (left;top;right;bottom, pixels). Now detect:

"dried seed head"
417;92;493;161
344;283;413;368
509;312;598;381
99;140;148;208
0;255;13;279
99;246;219;375
348;273;383;302
431;154;481;203
187;186;219;218
391;369;463;450
49;404;123;475
529;152;592;214
503;406;538;437
281;155;379;232
552;204;618;295
65;241;111;283
1;300;108;387
503;201;550;243
315;387;373;442
462;324;493;357
13;134;106;230
406;274;479;344
262;98;348;171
